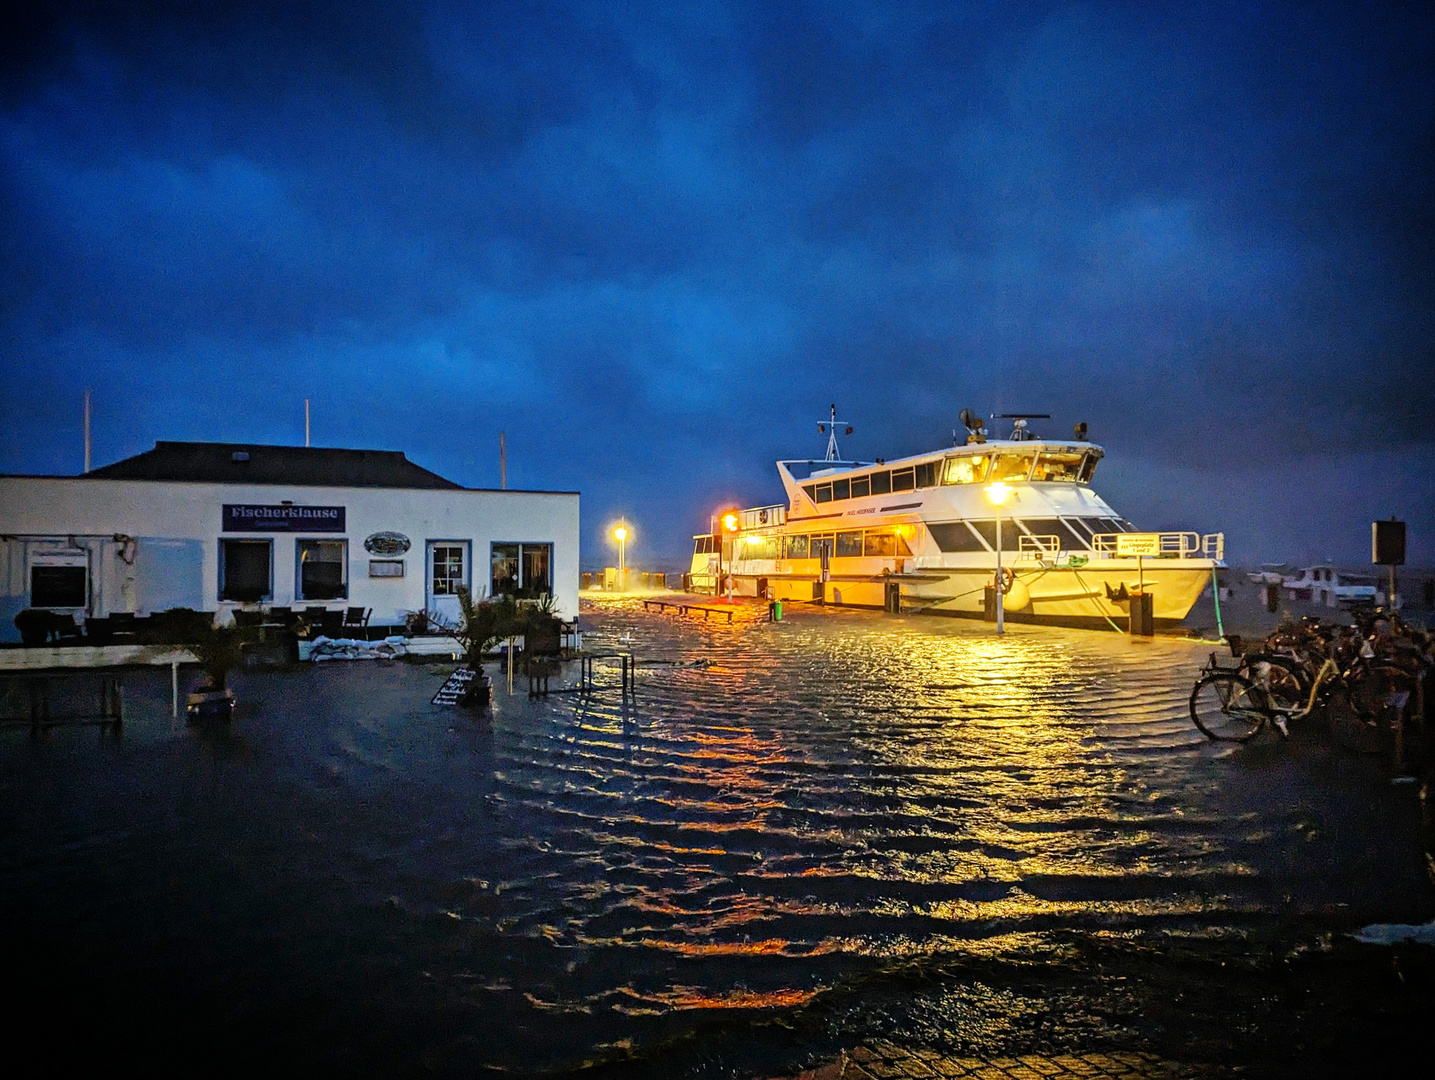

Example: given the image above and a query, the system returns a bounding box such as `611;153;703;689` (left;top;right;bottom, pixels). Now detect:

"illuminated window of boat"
835;531;863;557
869;471;891;495
832;478;850;500
849;475;870;498
864;532;895;556
942;454;991;484
988;452;1036;483
1032;451;1086;482
811;535;834;558
1078;454;1098;483
890;467;915;492
741;535;779;560
914;461;939;487
784;534;809;558
814;483;832;503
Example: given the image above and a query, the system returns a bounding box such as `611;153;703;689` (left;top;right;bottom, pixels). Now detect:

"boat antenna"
816;403;853;461
991;412;1050;441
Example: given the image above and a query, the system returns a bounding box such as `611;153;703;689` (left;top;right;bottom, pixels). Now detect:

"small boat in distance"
689;408;1225;629
1280;565;1377;606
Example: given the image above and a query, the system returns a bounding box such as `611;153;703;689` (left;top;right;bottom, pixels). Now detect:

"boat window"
832;478;850;500
915;461;939;488
869;471;891;495
863;531;912;557
849;475;870;498
836;531;863;557
802;484;816;502
740;535;779;560
1078;455;1098;483
693;536;715;555
1097;517;1127;533
943;454;991;484
1032;451;1086;482
864;532;894;557
815;483;832;504
988;452;1036;483
1017;518;1087;550
1057;518;1094;549
784;534;809;558
967;520;1000;551
811;535;834;559
891;467;915;492
927;521;988;552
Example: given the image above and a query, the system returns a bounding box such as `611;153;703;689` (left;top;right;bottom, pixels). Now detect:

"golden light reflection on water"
469;598;1293;1021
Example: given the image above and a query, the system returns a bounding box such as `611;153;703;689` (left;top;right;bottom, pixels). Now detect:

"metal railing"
1089;532;1225;560
1017;534;1061;560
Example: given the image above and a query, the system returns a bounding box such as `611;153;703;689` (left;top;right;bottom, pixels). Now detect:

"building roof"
84;441;465;489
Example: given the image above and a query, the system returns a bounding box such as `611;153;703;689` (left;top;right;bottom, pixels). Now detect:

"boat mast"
817;404;852;462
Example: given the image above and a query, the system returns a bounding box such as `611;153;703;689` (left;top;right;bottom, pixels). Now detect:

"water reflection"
0;599;1422;1074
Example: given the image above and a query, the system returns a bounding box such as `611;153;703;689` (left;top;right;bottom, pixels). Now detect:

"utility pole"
305;399;311;447
83;388;92;473
500;431;507;490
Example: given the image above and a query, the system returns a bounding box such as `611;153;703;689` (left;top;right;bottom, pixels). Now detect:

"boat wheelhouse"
689;411;1224;629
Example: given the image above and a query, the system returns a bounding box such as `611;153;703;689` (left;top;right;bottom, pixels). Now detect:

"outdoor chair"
266;606;293;626
232;610;266;628
319;610;345;638
343;607;371;629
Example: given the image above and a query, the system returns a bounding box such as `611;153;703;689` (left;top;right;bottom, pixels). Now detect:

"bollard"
1129;591;1154;636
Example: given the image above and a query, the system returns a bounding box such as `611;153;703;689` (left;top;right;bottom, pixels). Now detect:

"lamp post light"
614;520;628;590
984;481;1012;634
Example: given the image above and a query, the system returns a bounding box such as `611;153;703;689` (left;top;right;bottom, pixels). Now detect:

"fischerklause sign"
222;504;345;532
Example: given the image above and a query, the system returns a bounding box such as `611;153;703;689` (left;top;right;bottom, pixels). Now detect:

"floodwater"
2;598;1430;1076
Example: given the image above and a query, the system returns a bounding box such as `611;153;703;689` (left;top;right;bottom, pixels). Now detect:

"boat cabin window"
1032;450;1086;483
943;454;991;484
1078;455;1099;483
914;461;939;488
890;467;915;492
869;471;892;495
967;520;1000;550
784;534;810;558
692;535;717;555
863;532;913;557
811;535;834;558
836;531;863;557
849;475;870;498
814;482;832;503
988;452;1036;483
1017;518;1089;550
927;521;988;552
832;478;850;500
739;534;780;560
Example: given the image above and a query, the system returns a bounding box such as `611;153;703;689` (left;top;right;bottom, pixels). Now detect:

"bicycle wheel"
1190;671;1268;742
1237;655;1308;713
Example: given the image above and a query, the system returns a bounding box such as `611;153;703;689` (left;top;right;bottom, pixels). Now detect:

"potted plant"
435;589;526;708
183;620;250;721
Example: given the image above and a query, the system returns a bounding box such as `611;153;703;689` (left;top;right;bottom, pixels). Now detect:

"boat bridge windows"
798;448;1101;508
692;535;718;555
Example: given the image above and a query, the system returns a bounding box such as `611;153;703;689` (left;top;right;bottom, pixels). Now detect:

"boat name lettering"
848;508;876;515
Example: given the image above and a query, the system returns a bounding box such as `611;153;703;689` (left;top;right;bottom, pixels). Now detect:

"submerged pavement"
1;596;1430;1076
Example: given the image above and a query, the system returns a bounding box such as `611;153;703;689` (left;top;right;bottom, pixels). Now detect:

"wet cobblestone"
781;1044;1229;1080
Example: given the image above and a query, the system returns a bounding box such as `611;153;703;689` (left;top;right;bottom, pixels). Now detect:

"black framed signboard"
222;505;346;532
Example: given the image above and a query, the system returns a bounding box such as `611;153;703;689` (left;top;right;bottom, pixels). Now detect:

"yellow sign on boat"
1116;533;1162;557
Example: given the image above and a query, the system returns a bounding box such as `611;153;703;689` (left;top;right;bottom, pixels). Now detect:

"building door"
426;541;469;626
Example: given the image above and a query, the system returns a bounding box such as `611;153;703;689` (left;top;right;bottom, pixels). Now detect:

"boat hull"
706;558;1215;628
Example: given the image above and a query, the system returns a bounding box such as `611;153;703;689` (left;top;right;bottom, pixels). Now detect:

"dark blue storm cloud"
2;1;1431;564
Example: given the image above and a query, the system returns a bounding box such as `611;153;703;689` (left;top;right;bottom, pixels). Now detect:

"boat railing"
1089;532;1223;560
1017;535;1061;560
741;504;787;529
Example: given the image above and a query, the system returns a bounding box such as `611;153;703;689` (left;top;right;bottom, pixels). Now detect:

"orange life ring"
994;566;1015;595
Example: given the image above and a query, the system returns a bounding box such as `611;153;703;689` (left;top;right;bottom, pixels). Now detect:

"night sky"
2;2;1431;566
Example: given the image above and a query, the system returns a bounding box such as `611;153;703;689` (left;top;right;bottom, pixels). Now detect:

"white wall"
0;476;579;639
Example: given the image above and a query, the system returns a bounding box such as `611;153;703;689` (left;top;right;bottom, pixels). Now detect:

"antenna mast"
83;388;92;473
817;403;853;462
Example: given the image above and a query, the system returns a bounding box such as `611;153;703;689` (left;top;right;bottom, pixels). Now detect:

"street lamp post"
614;520;628;590
985;482;1012;634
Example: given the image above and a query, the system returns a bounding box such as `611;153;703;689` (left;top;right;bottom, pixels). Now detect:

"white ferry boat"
688;409;1225;629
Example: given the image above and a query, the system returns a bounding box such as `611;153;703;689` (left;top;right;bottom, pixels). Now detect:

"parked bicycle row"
1189;609;1430;770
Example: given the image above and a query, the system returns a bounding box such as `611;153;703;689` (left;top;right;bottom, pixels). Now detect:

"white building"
0;441;579;641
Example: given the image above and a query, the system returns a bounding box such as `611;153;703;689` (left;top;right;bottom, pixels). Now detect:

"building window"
491;542;553;598
431;545;467;596
31;564;88;608
297;539;348;600
220;539;272;602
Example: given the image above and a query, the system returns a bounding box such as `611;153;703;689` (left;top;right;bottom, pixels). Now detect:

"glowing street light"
613;519;629;589
985;482;1012;634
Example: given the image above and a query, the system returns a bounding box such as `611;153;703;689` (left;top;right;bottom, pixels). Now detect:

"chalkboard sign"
431;667;476;706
